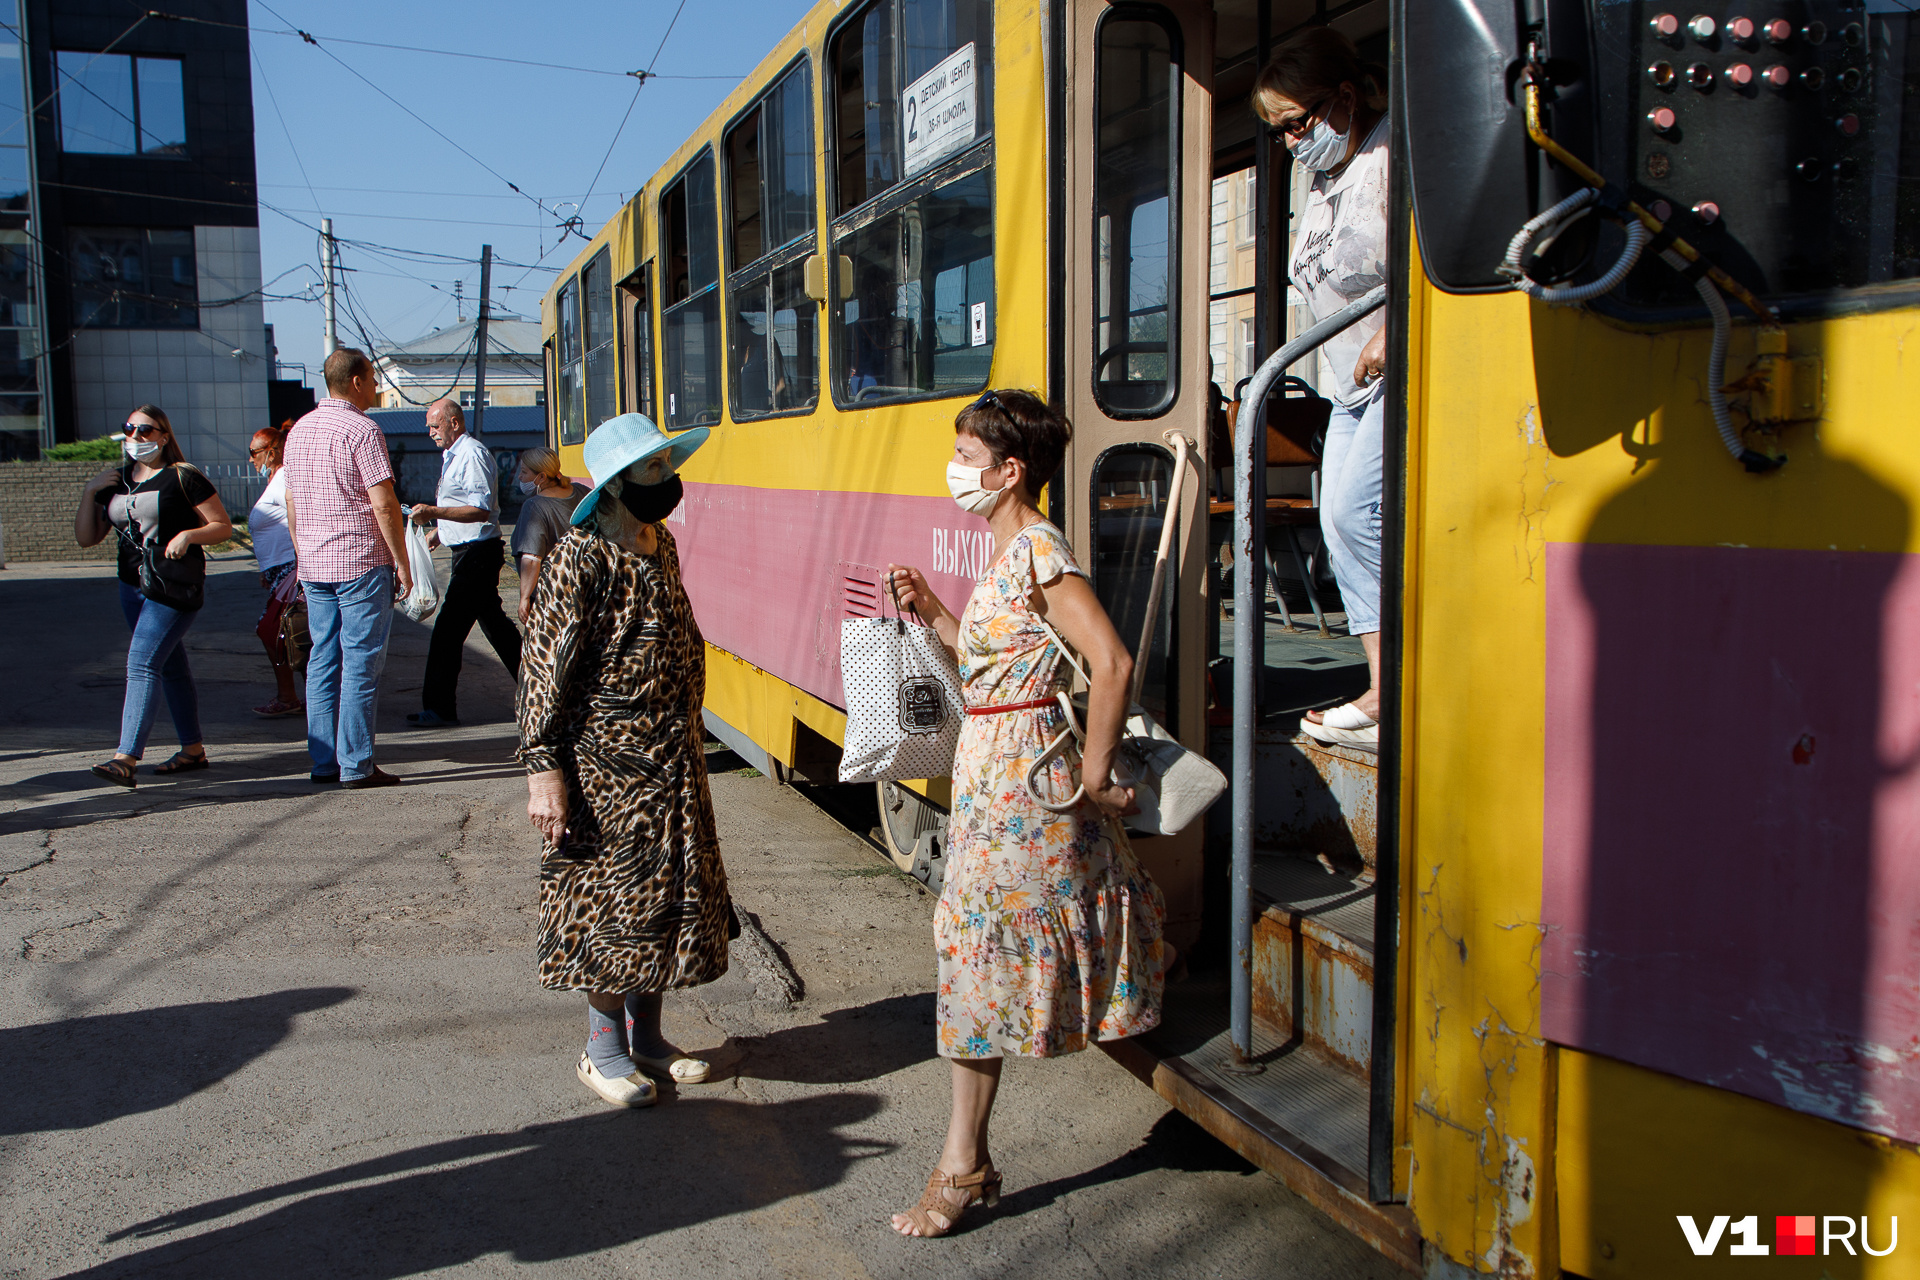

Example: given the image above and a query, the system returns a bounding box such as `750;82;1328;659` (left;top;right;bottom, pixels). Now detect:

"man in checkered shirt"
283;348;414;789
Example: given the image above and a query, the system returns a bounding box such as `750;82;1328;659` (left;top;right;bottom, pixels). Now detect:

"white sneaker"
576;1050;658;1108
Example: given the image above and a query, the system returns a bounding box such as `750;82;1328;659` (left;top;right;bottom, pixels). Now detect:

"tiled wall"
69;225;270;466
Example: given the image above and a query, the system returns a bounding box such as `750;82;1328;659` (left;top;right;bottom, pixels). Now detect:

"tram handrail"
1229;284;1388;1069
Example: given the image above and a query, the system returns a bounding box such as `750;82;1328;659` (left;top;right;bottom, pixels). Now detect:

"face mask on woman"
124;437;162;462
618;473;683;524
256;463;273;479
518;478;540;497
1289;111;1351;173
946;461;1007;517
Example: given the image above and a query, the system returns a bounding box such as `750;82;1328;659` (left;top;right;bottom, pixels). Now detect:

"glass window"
1091;444;1177;725
662;151;723;429
1094;12;1179;418
830;0;993;215
727;62;816;268
623;268;655;419
582;247;616;433
55;53;185;157
731;259;819;416
69;227;196;329
556;275;583;445
836;169;992;403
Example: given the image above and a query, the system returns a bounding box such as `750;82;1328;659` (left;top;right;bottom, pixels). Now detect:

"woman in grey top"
511;447;589;624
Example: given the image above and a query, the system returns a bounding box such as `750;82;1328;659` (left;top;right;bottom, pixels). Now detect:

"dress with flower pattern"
935;520;1167;1059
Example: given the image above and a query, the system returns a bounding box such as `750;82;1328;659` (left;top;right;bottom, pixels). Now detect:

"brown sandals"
895;1163;1001;1237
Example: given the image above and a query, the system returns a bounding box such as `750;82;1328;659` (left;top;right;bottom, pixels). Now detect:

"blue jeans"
1319;383;1386;636
117;582;202;759
304;565;395;781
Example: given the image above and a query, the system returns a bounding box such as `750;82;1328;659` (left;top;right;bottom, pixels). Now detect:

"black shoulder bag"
114;464;208;610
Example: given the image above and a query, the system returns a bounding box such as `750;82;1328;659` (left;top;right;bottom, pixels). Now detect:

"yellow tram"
542;0;1920;1272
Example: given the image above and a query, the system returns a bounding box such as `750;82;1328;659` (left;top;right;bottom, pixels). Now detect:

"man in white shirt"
405;398;521;727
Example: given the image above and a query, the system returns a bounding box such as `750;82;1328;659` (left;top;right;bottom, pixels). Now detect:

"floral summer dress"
935;521;1167;1059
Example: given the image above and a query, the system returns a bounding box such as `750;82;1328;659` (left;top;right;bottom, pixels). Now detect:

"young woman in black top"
73;405;232;786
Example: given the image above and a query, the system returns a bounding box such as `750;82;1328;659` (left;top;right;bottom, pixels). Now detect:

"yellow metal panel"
1557;1047;1920;1279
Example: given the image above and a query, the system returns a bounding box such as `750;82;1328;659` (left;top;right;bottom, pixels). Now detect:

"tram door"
1062;0;1215;953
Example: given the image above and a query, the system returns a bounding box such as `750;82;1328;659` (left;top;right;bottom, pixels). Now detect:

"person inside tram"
1255;27;1390;747
885;389;1168;1237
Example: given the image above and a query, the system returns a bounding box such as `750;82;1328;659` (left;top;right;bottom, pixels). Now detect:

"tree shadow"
75;1093;888;1279
733;992;939;1085
0;988;354;1137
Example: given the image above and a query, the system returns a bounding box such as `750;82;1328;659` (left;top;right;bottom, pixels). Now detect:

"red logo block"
1776;1216;1817;1256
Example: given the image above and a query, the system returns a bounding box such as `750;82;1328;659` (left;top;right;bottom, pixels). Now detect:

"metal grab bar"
1229;283;1388;1070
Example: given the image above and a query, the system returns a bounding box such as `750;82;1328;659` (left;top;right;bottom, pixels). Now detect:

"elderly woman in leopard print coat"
519;414;731;1110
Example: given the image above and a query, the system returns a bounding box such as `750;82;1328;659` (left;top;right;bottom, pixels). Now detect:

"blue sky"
248;0;810;389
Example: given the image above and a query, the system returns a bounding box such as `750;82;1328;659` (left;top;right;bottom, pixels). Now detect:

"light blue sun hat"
570;413;710;527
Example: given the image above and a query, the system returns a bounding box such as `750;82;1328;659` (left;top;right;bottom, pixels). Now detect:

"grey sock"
624;992;673;1061
586;1006;637;1080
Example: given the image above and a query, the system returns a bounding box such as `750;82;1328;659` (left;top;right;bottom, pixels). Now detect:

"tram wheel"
875;781;944;874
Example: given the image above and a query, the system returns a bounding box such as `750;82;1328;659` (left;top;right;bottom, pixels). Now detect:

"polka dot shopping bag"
837;584;963;783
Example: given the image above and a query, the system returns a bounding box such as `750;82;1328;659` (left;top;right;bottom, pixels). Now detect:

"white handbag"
1024;614;1227;836
1019;430;1226;836
836;586;964;784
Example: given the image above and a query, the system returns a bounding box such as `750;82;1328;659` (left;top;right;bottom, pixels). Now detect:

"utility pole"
321;218;338;360
472;244;491;437
454;278;464;324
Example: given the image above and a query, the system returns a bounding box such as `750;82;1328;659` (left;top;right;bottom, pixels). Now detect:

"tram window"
835;169;993;404
731;260;819;417
556;274;584;446
1091;444;1177;725
830;0;994;215
727;62;815;268
581;247;616;434
661;150;723;429
621;267;655;420
1094;11;1180;418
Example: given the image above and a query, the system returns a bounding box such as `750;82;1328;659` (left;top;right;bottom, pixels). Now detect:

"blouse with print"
96;463;218;596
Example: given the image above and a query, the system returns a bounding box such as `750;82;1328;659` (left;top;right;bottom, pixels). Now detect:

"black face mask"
617;473;682;524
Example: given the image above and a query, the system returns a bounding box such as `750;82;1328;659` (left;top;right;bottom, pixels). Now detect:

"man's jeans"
116;582;201;759
304;565;395;780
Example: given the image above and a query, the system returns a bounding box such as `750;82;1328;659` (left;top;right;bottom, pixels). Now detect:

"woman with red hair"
248;426;302;717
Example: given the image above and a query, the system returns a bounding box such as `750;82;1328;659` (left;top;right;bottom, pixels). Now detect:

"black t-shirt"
95;462;218;594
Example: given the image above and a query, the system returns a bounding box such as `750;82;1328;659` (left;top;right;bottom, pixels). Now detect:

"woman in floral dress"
887;389;1167;1238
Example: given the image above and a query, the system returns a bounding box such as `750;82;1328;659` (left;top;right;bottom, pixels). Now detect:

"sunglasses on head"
123;422;161;438
969;390;1003;415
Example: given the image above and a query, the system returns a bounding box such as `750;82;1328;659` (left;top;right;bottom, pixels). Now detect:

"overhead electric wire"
0;13;150;143
251;45;323;218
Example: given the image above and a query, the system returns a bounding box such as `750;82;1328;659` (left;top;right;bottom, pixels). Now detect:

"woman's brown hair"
954;389;1072;500
131;404;186;467
1252;27;1387;125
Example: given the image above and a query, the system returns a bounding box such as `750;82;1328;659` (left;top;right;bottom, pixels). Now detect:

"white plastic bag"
837;601;963;784
398;517;440;622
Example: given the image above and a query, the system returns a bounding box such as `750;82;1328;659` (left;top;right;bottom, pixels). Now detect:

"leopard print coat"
517;524;731;993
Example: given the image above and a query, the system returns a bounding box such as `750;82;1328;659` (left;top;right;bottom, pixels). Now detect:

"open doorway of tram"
1084;0;1414;1250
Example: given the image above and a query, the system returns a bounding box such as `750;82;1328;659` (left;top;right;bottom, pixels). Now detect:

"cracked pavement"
0;555;1399;1278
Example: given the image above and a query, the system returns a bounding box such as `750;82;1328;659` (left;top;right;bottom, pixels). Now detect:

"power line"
0;13;150;143
251;46;322;219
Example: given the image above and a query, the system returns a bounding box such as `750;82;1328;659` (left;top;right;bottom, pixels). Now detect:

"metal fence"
197;462;269;523
200;448;527;529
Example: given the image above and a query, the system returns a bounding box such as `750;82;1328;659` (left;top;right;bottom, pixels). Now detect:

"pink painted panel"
666;481;992;711
1544;541;1920;1139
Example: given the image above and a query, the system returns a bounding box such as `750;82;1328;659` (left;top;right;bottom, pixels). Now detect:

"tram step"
1207;727;1378;874
1252;852;1375;1078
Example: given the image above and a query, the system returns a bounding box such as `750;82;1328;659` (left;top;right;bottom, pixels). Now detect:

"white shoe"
1301;702;1380;746
633;1049;711;1084
576;1050;658;1108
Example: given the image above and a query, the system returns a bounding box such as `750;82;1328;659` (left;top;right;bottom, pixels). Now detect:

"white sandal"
576;1050;658;1107
1302;701;1379;745
632;1050;710;1085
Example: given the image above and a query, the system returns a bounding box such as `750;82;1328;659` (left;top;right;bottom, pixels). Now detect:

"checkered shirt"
284;398;397;584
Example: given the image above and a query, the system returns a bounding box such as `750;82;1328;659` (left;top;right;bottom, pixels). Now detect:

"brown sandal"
896;1163;1001;1238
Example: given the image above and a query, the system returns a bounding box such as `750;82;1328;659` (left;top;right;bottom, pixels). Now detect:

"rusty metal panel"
1210;727;1378;873
1253;904;1375;1078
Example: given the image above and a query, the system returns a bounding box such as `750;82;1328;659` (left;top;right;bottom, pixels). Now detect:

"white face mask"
256;463;272;478
517;479;539;497
1289;111;1351;173
124;437;161;462
946;460;1006;517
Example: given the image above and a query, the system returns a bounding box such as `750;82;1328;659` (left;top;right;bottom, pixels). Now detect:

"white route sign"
902;42;977;178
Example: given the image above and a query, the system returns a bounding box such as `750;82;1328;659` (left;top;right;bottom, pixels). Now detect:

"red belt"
965;696;1059;716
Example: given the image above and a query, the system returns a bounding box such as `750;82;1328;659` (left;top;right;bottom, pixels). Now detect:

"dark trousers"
421;537;522;719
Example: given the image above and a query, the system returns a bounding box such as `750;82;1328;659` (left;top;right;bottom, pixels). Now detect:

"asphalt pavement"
0;550;1401;1279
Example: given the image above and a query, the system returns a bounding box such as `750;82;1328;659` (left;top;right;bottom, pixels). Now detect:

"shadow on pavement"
0;988;355;1137
82;1093;888;1278
734;992;938;1085
993;1108;1257;1219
